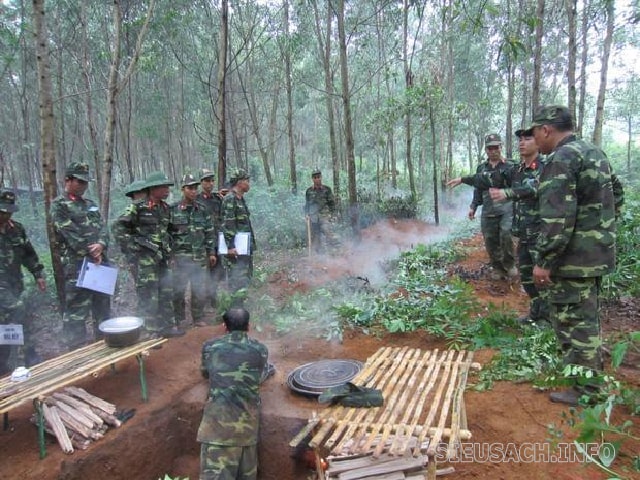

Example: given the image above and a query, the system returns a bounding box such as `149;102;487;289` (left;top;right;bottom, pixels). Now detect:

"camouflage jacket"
169;200;216;262
197;331;268;446
221;192;256;253
467;159;515;217
196;192;223;229
532;134;617;277
51;193;109;264
112;199;172;259
305;184;335;218
0;220;44;291
462;155;544;241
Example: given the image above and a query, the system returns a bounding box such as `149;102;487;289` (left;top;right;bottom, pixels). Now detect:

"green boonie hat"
125;180;147;198
485;133;502;147
65;162;92;182
230;168;249;183
0;190;18;213
515;128;534;137
199;168;215;181
312;169;322;177
528;105;572;128
145;171;174;188
181;173;200;187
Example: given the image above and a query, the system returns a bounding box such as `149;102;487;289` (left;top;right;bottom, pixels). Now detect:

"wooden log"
42;404;73;454
64;386;116;414
30;417;91;450
46;398;96;430
52;392;104;427
89;405;122;428
44;399;101;441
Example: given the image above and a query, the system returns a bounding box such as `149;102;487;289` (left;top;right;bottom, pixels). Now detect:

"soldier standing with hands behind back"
0;190;46;373
304;169;338;254
51;162;111;350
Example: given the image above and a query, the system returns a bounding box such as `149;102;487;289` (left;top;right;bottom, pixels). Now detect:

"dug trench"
0;220;638;480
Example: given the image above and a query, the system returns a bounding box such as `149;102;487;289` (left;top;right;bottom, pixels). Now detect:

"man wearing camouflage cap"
304;169;339;254
530;105;623;405
463;133;517;280
169;173;217;327
220;169;256;306
112;171;183;337
51;162;111;350
197;168;223;307
0;190;46;373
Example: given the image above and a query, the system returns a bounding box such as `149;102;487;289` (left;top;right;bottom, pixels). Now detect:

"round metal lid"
287;359;363;397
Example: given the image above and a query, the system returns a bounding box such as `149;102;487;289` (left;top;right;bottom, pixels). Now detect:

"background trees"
1;0;638;218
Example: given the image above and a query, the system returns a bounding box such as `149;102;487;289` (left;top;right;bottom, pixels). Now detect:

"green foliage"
602;197;640;299
158;476;189;480
376;195;418;219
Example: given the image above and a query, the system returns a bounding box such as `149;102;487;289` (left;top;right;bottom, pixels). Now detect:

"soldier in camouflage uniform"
530;105;621;406
197;308;269;480
51;162;111;350
0;191;46;373
304;169;339;254
449;128;548;324
170;174;217;327
221;169;256;306
197;168;223;307
464;134;517;280
112;171;183;337
124;179;147;202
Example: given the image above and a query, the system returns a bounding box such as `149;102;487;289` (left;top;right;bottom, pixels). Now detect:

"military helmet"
484;133;502;147
65;162;92;182
199;168;215;181
311;169;322;177
181;173;200;187
145;171;174;188
0;190;18;213
229;168;250;184
124;179;147;198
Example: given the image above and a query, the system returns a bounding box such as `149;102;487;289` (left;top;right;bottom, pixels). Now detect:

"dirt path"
0;219;637;480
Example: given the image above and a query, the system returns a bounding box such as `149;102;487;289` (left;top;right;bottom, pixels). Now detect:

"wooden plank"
337;456;426;480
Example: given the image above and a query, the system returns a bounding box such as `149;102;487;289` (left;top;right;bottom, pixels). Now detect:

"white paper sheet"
76;257;118;295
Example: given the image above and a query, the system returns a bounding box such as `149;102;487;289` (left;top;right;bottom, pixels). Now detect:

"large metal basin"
98;317;144;347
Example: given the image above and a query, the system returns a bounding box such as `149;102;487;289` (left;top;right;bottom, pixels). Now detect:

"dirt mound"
0;220;637;480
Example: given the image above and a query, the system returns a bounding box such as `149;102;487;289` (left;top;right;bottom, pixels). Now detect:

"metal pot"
98;317;144;347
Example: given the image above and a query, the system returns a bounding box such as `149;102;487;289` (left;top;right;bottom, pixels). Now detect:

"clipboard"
76;257;119;295
218;232;251;255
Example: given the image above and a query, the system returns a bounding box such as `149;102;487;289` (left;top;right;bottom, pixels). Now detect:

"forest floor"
0;219;638;480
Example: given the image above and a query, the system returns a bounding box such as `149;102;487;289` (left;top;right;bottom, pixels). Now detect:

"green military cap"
528;105;573;128
124;179;147;198
65;162;92;182
181;173;200;187
0;190;18;213
229;168;249;183
199;168;215;181
311;169;322;177
484;133;502;147
515;128;534;137
145;171;174;188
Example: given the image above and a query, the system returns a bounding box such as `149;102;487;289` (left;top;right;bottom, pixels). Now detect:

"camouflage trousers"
0;284;28;373
481;213;515;273
206;259;224;308
199;443;257;480
309;215;339;254
134;253;174;332
542;276;603;373
62;266;111;350
518;241;549;322
172;254;208;325
226;255;253;306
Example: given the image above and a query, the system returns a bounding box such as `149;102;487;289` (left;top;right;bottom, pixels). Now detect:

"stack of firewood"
31;386;122;454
